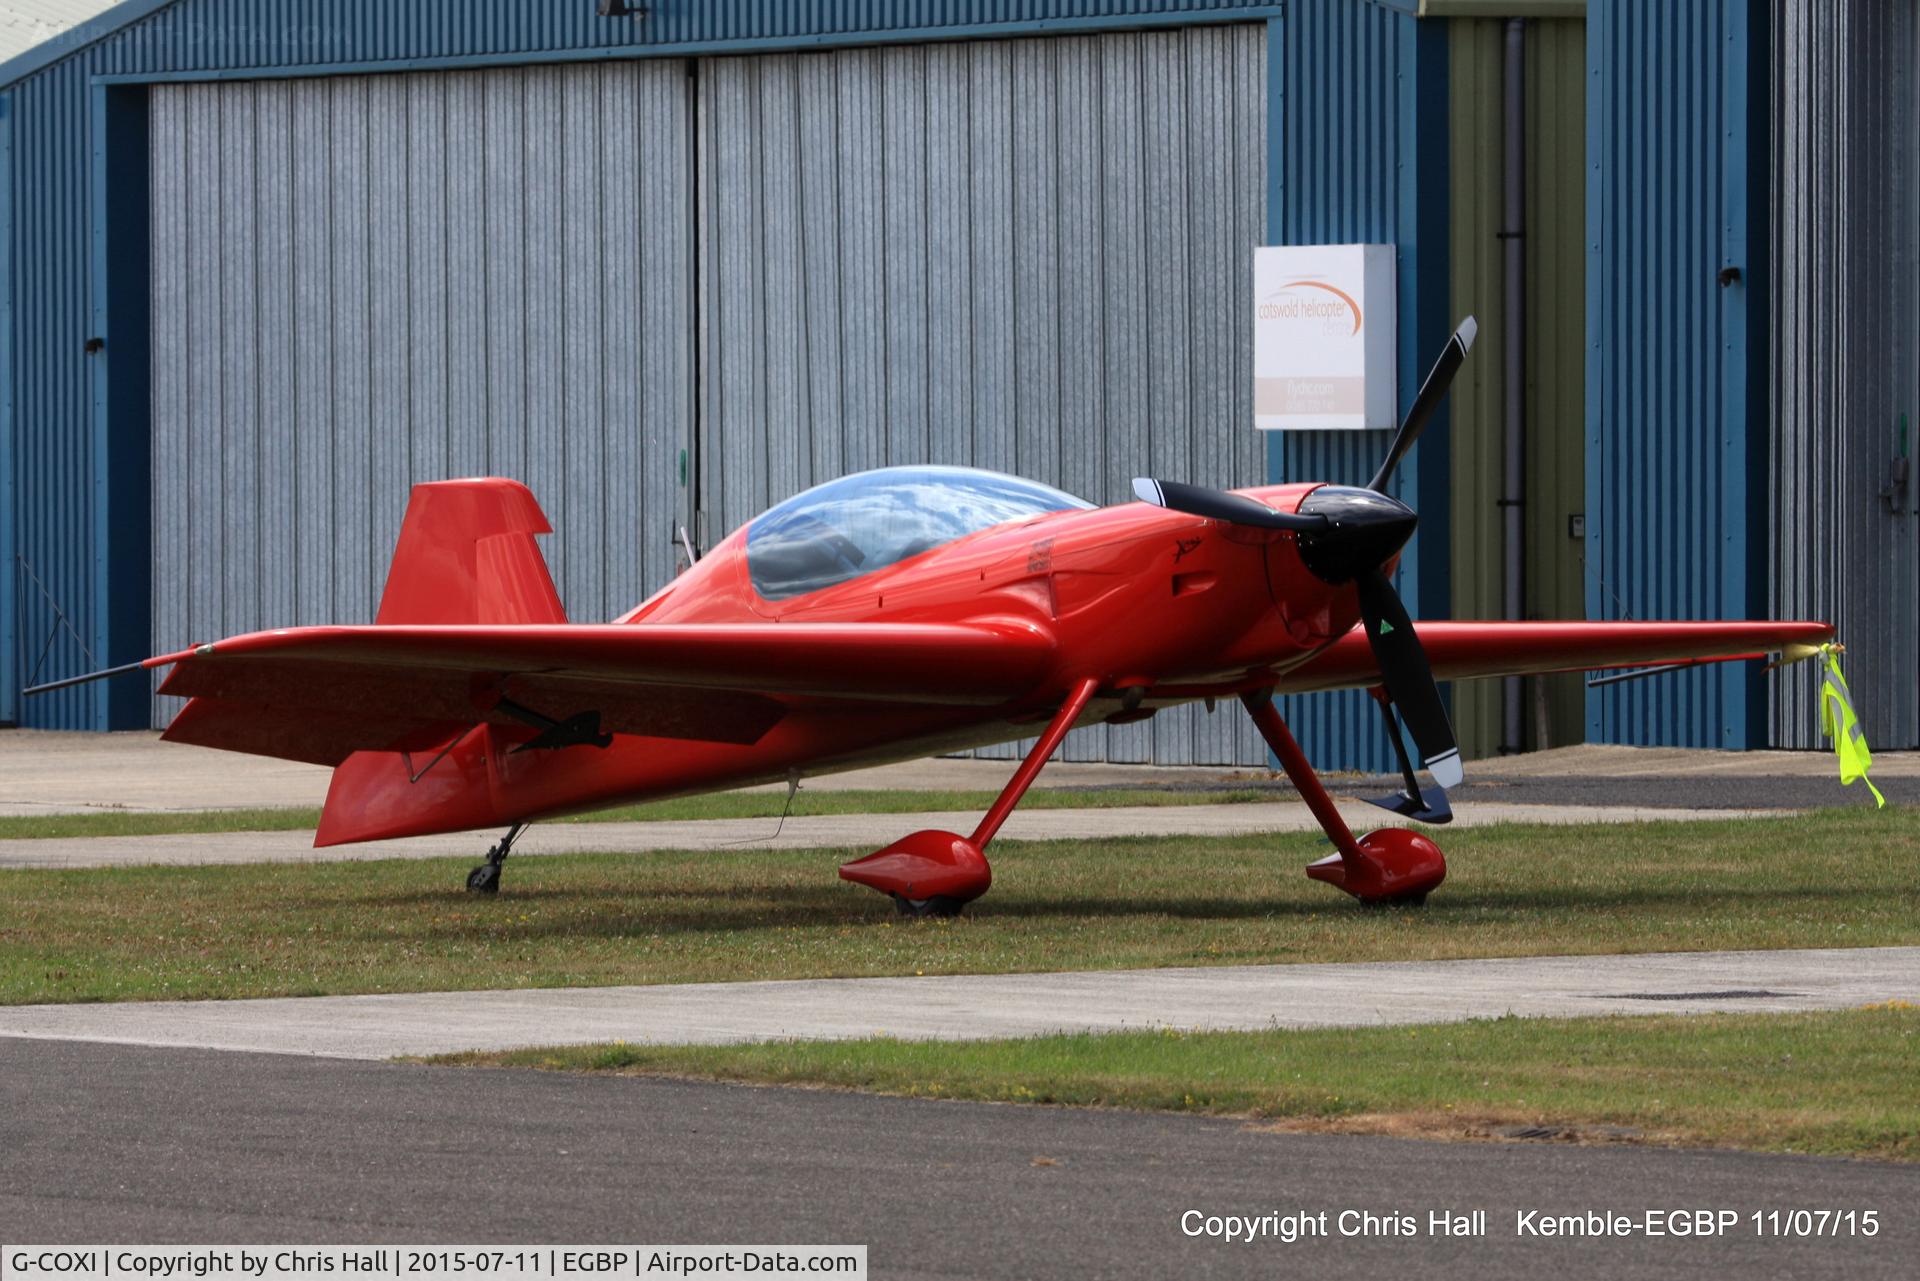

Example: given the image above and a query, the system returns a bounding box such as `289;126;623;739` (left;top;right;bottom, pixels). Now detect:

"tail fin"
377;478;566;625
312;479;561;845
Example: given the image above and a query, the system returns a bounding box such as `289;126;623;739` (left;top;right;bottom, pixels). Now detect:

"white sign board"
1253;244;1396;430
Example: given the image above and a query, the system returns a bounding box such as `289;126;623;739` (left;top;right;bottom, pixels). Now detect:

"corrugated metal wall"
4;55;95;729
1584;0;1768;748
695;25;1269;765
0;90;13;727
147;62;693;726
3;0;1279;730
1265;0;1450;772
18;1;1283;80
1769;0;1920;750
1446;16;1587;760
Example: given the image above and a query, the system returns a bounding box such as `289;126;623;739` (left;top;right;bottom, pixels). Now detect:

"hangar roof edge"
0;0;167;89
0;0;1300;94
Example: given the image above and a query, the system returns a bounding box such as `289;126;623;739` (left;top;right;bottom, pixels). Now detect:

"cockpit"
747;466;1095;601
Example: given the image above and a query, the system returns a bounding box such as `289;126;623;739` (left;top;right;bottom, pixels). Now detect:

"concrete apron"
0;799;1790;870
6;730;1915;819
0;947;1912;1061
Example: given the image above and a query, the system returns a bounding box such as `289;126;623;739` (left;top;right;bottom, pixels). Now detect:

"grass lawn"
0;786;1273;841
431;1006;1920;1161
0;808;1911;1005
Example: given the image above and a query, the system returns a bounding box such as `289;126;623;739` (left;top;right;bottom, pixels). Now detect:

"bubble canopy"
746;466;1096;601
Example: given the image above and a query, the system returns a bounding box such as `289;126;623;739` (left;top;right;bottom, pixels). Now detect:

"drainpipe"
1501;17;1527;755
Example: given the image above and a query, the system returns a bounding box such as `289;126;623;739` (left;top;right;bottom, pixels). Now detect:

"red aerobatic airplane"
33;319;1833;913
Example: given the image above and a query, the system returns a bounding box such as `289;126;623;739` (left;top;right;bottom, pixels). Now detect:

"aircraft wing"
1275;620;1836;695
149;621;1056;766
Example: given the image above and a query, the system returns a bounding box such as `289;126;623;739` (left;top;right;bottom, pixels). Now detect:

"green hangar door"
691;26;1270;766
145;64;695;727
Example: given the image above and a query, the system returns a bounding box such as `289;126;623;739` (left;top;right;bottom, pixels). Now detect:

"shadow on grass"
323;876;1909;945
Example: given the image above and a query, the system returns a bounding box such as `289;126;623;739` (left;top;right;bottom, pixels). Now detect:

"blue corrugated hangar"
0;0;1913;770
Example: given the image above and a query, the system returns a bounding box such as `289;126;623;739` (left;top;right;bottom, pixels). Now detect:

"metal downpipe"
1501;17;1528;754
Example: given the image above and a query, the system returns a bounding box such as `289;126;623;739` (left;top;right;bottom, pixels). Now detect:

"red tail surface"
376;478;566;625
319;478;565;844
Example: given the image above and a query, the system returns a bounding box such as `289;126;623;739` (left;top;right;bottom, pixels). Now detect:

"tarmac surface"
0;729;1241;815
3;1037;1914;1278
0;797;1791;869
4;947;1913;1059
3;729;1914;817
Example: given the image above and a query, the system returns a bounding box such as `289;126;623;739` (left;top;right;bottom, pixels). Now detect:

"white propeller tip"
1455;316;1478;354
1425;749;1464;791
1131;478;1165;507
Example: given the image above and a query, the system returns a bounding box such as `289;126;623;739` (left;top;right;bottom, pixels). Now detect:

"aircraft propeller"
1132;316;1479;800
1366;316;1477;493
1128;478;1328;533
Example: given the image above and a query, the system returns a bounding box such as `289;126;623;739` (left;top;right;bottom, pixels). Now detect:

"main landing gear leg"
840;676;1104;918
466;822;528;894
1240;691;1445;906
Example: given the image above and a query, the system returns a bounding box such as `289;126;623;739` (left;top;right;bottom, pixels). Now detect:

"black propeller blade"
1130;478;1328;533
1366;315;1478;493
1356;569;1462;789
1366;693;1454;824
1342;318;1476;794
1133;319;1477;795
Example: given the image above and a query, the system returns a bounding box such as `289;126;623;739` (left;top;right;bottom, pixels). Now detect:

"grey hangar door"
147;25;1271;766
1769;0;1920;750
693;25;1269;765
147;62;695;726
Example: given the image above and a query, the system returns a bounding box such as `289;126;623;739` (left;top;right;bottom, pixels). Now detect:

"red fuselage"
334;482;1365;839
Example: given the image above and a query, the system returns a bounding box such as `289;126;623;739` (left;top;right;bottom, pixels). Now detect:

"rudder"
314;478;562;845
377;478;566;625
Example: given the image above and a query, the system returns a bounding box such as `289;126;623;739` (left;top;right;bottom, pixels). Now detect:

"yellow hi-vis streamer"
1818;644;1885;808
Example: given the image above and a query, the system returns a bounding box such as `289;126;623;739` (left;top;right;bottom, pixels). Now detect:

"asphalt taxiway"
2;1038;1912;1279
